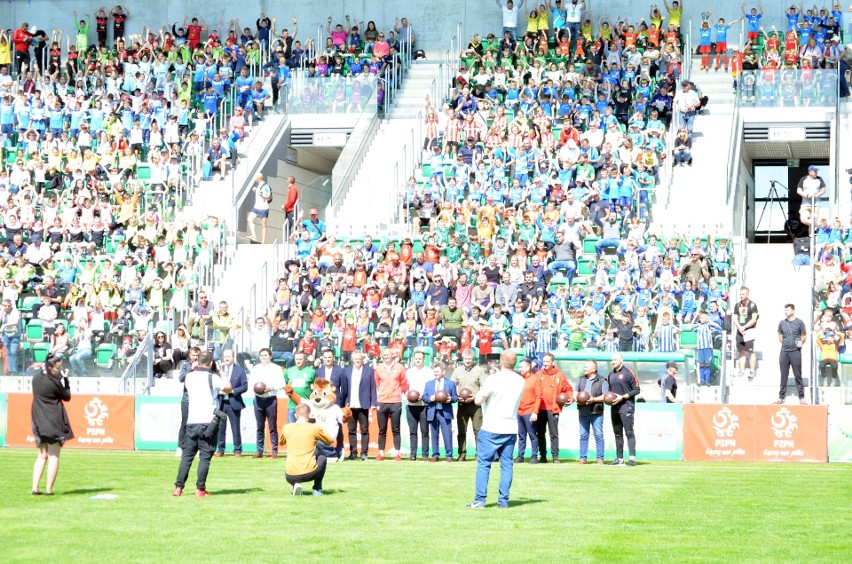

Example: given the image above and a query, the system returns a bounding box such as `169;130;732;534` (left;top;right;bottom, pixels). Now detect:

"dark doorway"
752;159;829;243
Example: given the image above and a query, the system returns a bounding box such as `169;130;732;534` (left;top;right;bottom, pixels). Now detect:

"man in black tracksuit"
607;352;640;466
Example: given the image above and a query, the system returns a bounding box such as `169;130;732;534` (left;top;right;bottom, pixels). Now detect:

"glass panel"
283;75;379;115
738;69;838;108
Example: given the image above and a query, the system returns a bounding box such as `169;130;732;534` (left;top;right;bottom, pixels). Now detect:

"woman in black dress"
31;356;74;495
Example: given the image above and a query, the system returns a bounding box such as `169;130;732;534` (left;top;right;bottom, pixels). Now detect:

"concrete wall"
1;0;802;53
236;136;333;244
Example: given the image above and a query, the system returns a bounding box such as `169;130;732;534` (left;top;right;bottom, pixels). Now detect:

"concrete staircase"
329;118;419;238
726;244;820;404
655;62;736;229
386;60;443;119
209;242;280;325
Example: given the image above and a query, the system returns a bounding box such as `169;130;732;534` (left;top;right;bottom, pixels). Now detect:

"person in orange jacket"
515;358;542;464
534;353;573;464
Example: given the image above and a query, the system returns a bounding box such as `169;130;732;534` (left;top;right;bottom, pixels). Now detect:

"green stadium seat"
96;343;118;369
26;319;44;343
32;342;51;363
679;329;698;349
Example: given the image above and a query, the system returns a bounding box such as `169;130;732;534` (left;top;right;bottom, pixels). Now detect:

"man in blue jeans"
548;231;579;282
468;350;524;509
576;359;608;464
1;299;21;374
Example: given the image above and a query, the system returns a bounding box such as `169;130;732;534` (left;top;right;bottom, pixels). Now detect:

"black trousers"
286;454;327;491
611;408;636;459
175;423;215;490
456;402;482;455
779;349;805;399
535;410;560;460
217;403;243;453
178;398;189;449
377;402;402;451
406;404;429;458
254;396;278;454
348;408;370;455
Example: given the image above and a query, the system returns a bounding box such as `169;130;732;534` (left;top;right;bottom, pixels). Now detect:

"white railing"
119;333;153;394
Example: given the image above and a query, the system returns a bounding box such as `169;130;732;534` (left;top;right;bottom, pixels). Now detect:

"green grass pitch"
0;449;850;562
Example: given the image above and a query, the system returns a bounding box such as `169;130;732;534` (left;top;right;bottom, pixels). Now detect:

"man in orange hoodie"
515;358;542;464
534;353;573;464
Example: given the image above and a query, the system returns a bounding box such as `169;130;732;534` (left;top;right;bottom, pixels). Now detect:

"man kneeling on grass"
280;403;334;496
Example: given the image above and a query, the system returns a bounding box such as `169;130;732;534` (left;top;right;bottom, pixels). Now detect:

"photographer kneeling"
173;351;231;497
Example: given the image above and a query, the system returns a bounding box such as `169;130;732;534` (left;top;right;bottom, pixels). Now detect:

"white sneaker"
292;483;303;496
734;370;743;378
175;448;183;457
745;369;755;379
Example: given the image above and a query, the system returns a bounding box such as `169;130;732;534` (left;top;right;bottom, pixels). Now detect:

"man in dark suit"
215;349;249;457
422;362;458;462
316;349;347;458
342;351;377;461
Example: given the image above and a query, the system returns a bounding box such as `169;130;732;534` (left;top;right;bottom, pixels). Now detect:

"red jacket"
518;371;542;416
284;184;299;213
536;367;573;414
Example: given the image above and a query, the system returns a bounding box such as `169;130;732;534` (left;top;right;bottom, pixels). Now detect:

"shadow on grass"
61;488;115;496
213;487;263;495
505;497;544;508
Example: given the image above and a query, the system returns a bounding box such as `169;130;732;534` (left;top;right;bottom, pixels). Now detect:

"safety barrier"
0;393;848;462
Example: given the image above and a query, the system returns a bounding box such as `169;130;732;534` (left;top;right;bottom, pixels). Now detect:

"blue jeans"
316;439;342;459
578;413;605;461
792;254;810;266
502;27;517;40
69;349;92;375
474;430;517;507
595;238;621;257
548;260;576;281
516;414;539;458
288;407;297;423
272;351;294;367
2;334;20;373
679;111;696;134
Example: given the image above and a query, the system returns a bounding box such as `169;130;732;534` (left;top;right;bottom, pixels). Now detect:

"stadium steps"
386;60;444;120
208;242;279;322
727;243;816;404
654;69;735;230
329;116;421;237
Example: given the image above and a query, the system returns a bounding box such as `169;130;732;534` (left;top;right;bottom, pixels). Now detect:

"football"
434;390;450;403
603;391;619;405
575;391;592;405
458;388;473;401
556;392;572;406
406;389;421;403
253;382;267;395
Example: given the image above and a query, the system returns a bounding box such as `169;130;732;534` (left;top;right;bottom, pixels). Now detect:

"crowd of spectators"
255;3;737;387
0;8;417;377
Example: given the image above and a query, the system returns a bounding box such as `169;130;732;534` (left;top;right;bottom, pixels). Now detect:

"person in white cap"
796;165;826;227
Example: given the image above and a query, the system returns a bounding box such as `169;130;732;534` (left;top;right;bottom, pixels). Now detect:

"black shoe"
608;459;625;466
627;459;636;466
346;453;357;461
528;457;539;464
457;454;467;462
514;456;524;463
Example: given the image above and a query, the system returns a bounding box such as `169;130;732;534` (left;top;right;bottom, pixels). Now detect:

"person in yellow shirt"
279;403;334;496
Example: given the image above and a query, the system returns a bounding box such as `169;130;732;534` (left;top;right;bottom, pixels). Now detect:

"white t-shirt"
185;369;227;424
349;366;363;408
566;1;584;23
406;365;433;406
501;3;520;28
479;368;524;435
249;362;285;398
253;182;271;211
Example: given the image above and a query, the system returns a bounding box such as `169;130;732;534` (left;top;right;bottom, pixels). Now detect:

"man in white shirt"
496;0;521;39
796;165;827;226
173;351;231;497
406;350;433;460
343;351;377;460
249;348;286;458
247;173;272;243
565;0;585;51
467;350;524;509
674;81;700;134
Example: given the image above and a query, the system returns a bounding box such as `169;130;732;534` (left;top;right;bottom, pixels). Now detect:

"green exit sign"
787;159;800;167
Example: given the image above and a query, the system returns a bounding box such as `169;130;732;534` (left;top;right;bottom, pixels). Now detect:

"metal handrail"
119;333;153;394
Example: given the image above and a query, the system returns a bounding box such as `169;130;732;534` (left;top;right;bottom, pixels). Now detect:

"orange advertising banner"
684;404;828;462
753;405;828;463
683;404;756;462
7;393;135;450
